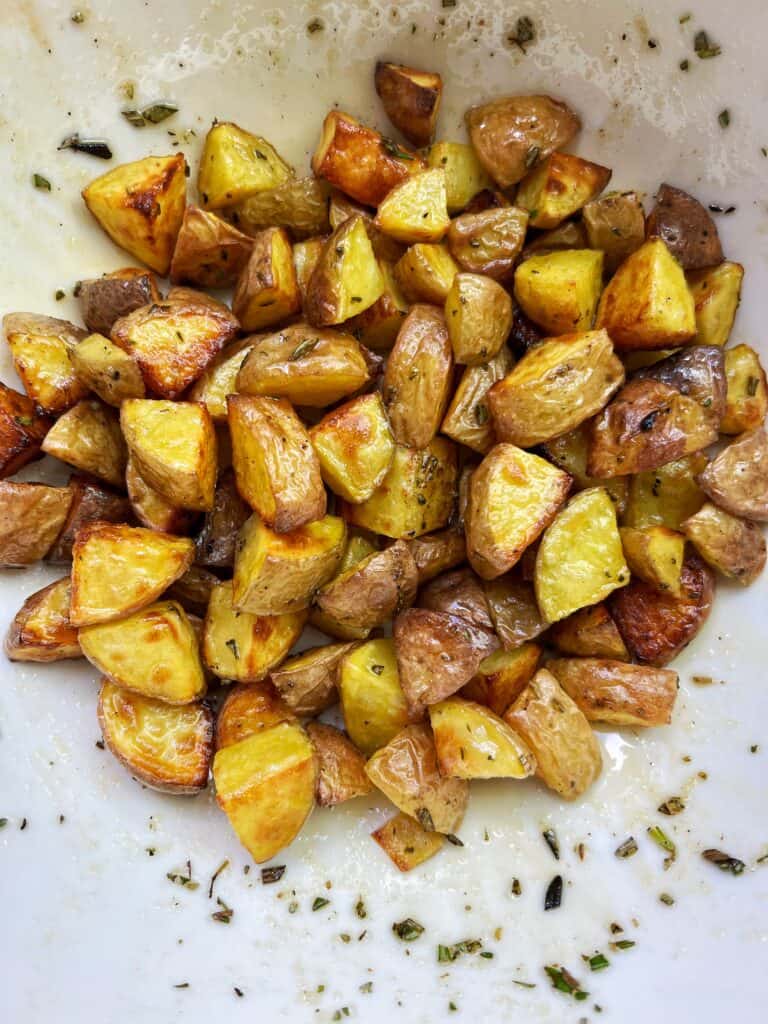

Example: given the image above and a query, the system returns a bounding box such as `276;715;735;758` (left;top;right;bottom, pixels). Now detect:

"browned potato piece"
444;273;512;366
620;525;686;596
232;226;301;331
314;540;417;633
406;529;466;584
70;333;146;406
294;236;328;305
271;642;358;716
682;501;766;585
697;428;768;522
447;208;529;280
197;122;292;210
328;191;405;263
520;219;588;260
488;330;624;448
610;553;714;666
374;169;450;245
374;62;442;147
304;215;385;327
516;152;611;229
504;668;601;799
166;566;218;617
549;604;628;660
309;534;378;640
170;205;253;287
237;324;369;407
0;481;73;567
541;424;628;514
430;697;535;779
111;287;239;400
77;268;161;337
186;337;255;423
98;681;213;794
394;242;458;304
365;722;468;834
646;183;723;271
339;637;414;753
310;393;395;503
3;312;88;414
0;381;51;478
721;344;768;434
47;474;131;563
582;191;646;274
548;658;678;727
231;176;331;240
483;578;548;649
41;399;127;488
419;568;494;632
228;395;326;531
372;812;445;871
465;95;581;188
465;444;571;579
125;456;197;534
687;261;744;348
346;260;408;349
514;250;604;335
393;607;499;711
427;141;493;214
194;469;249;568
215;682;296;749
5;578;81;662
441;348;513;454
623;453;708;529
636;344;726;427
311;110;425;206
462;644;541;716
306;722;372;806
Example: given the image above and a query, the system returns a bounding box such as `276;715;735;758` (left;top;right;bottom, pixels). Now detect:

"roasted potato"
111;287;239;400
419;568;494;633
232;226;301;331
187;337;255;422
215;682;296;749
548;658;679;727
80;600;206;703
304;215;385;326
623;453;708;529
82;154;187;274
441;347;513;454
483;578;548;649
374;169;450;245
70;333;146;406
47;474;131;563
233;513;346;614
345;259;408;349
374;62;442;147
77;268;160;337
339;637;412;756
231;176;331;240
125;456;198;534
721;344;768;434
687;261;743;348
406;528;466;584
213;720;317;863
636;344;726;426
682;501;766;585
41;399;127;488
610;553;714;666
0;480;73;567
697;427;768;521
465;443;571;579
271;641;358;716
541;424;628;514
465;95;581;188
166;566;219;617
310;393;394;503
514;250;604;335
430;697;535;780
447;207;529;280
228;394;326;531
0;381;52;478
393;242;458;304
595;239;696;351
646;183;723;271
488;329;623;447
520;219;588;260
372;812;445;871
462;644;542;716
516;152;611;229
170;205;253;287
98;680;213;793
197;121;292;210
293;236;327;305
504;668;602;799
365;723;468;835
328;191;405;263
194;469;250;568
309;533;378;640
427;141;493;213
306;722;372;806
620;526;686;596
549;603;628;661
582;191;646;274
4;578;81;662
3;312;88;414
444;273;512;366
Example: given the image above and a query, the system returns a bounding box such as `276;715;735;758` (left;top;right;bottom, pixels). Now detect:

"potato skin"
462;644;542;716
697;427;768;522
271;642;358;716
0;381;52;479
548;658;678;727
444;272;512;367
721;344;768;435
582;191;645;274
372;812;445;871
166;566;219;617
406;529;466;584
47;474;132;563
447;207;529;280
42;399;127;489
541;423;628;515
197;122;292;210
688;260;743;348
394;242;458;304
232;226;301;331
215;682;296;750
549;603;628;661
482;579;548;649
125;456;198;535
682;501;766;585
306;722;372;806
194;469;250;568
70;333;146;407
170;205;254;288
78;268;160;337
442;347;513;454
419;568;494;633
232;176;331;240
619;525;686;597
4;312;88;414
623;453;707;530
635;344;726;429
304;215;385;326
646;183;723;271
5;578;81;662
187;337;255;423
374;62;443;148
0;481;73;567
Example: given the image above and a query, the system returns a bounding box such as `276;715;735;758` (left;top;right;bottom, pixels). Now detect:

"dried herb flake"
542;828;560;860
702;848;745;875
658;796;685;816
544;965;588;1000
261;864;285;885
312;896;330;912
544;875;563;910
392;918;424;941
694;30;721;59
32;173;52;191
58;134;113;160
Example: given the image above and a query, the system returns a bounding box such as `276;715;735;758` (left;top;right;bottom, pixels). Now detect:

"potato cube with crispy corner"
462;644;542;716
310;393;394;503
646;183;723;271
0;382;51;478
0;481;73;567
514;250;604;335
80;600;206;704
70;333;145;406
548;659;679;727
232;226;301;331
374;62;442;148
309;534;379;640
721;344;768;434
430;697;535;780
82;154;186;274
447;207;529;280
271;642;358;716
125;456;198;535
197;122;292;210
394;242;458;304
583;191;645;274
339;638;412;756
687;261;743;348
42;399;127;488
442;348;513;454
215;682;296;749
232;176;331;240
541;424;628;514
170;205;253;287
213;721;317;863
372;812;445;871
346;260;408;349
406;529;466;584
187;337;255;422
549;604;628;661
77;268;161;337
682;502;766;585
444;273;512;366
47;475;131;563
70;522;193;626
3;312;88;414
504;669;601;799
620;526;686;596
98;681;213;794
306;722;372;806
304;215;385;326
374;169;450;245
623;453;707;529
697;428;768;522
4;578;80;662
427;141;493;214
516;152;611;229
483;578;547;649
419;568;493;632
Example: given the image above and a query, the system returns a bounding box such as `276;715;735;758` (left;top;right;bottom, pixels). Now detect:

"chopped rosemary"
0;818;7;829
507;16;536;53
544;965;588;1000
211;896;234;923
234;987;244;998
647;825;676;867
510;878;522;896
32;173;52;191
370;664;385;675
392;918;424;941
142;102;178;124
208;859;230;897
718;109;731;129
694;30;721;59
416;807;435;831
225;638;240;659
659;892;675;905
445;833;464;847
261;864;285;885
312;897;330;911
658;796;685;816
702;848;745;875
58;134;113;159
585;952;610;971
437;939;483;962
167;861;199;889
513;980;536;989
542;828;560;860
381;137;414;161
524;145;541;169
289;337;319;361
306;17;324;34
544;875;563;910
615;836;638;858
360;981;373;994
612;939;636;951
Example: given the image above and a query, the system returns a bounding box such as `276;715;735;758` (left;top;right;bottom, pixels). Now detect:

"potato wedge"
187;337;255;422
3;312;88;414
215;682;296;749
70;522;193;626
540;424;628;515
687;261;744;348
549;604;628;661
514;250;604;335
595;239;695;351
41;399;127;488
682;501;766;585
610;553;714;665
483;578;548;649
237;324;369;407
0;381;52;478
444;273;512;366
213;721;317;863
82;154;187;274
441;347;513;454
582;191;646;274
77;268;160;337
125;456;198;534
620;526;686;596
0;481;73;567
372;811;445;871
80;600;205;703
427;141;493;213
203;580;305;683
46;474;131;563
306;722;372;806
374;169;450;245
197;122;292;210
4;578;81;662
228;395;325;531
310;393;394;503
516;152;611;229
462;644;542;716
406;529;466;584
98;681;213;793
623;453;707;529
465;443;571;579
393;242;458;304
231;176;331;240
271;641;358;716
504;669;601;799
166;566;218;617
304;215;385;326
339;637;412;756
374;62;442;147
194;469;250;568
429;697;535;780
465;95;581;188
646;183;723;271
447;207;529;280
70;333;146;406
233;513;346;614
548;658;678;727
232;226;301;331
345;259;408;349
697;427;768;521
170;205;253;287
419;568;494;632
721;344;768;434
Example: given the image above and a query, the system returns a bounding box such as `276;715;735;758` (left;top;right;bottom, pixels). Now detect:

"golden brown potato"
197;121;292;210
549;604;628;660
374;62;442;147
98;680;213;793
42;399;127;488
393;242;458;304
3;312;88;414
514;250;604;335
186;337;255;422
462;644;542;716
311;110;425;206
610;553;714;666
721;344;768;434
310;393;394;503
82;154;187;274
465;443;571;579
77;268;161;337
47;474;131;563
270;641;358;716
541;424;628;515
548;658;679;727
328;191;405;263
237;324;369;407
516;152;611;229
406;529;466;584
488;329;623;447
306;721;372;806
4;578;81;662
0;481;73;567
582;191;646;274
430;696;535;779
365;723;468;834
483;578;547;649
682;501;766;585
465;95;581;188
304;215;385;326
125;456;198;534
69;522;194;626
228;394;326;531
0;381;51;478
504;668;602;799
427;141;493;213
215;681;296;749
293;236;327;306
231;176;331;240
623;453;708;529
441;347;513;454
111;287;239;400
170;204;253;287
166;566;218;617
80;600;206;703
345;260;408;349
444;273;512;366
339;637;413;755
193;469;249;568
374;169;450;245
70;333;146;406
232;226;301;331
419;568;494;632
697;428;768;521
620;526;686;596
687;261;743;348
646;183;723;271
447;207;529;280
372;812;445;871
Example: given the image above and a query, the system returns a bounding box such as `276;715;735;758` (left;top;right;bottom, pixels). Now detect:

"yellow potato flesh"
374;169;450;244
687;261;743;348
4;578;81;662
429;697;535;779
620;526;686;596
339;638;410;756
468;644;542;716
542;424;628;515
427;141;492;213
71;333;145;406
197;122;292;210
515;151;611;230
623;453;707;529
394;243;458;304
310;393;395;503
187;339;255;422
233;227;301;331
6;329;88;415
514;250;604;335
721;343;768;435
306;216;385;325
372;812;445;871
41;399;127;488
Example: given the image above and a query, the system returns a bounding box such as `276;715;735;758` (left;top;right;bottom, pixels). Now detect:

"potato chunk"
549;604;628;661
541;424;628;514
442;347;513;454
310;393;394;503
623;453;707;529
427;141;492;213
419;567;493;631
213;721;317;863
70;522;193;626
232;226;301;331
345;259;408;349
304;215;385;326
687;261;744;348
125;456;197;535
430;697;535;780
721;344;768;434
187;337;255;422
646;183;723;271
465;443;571;579
372;812;445;871
42;399;127;488
374;62;442;147
488;329;623;447
406;529;466;584
228;395;326;531
0;481;73;567
215;682;296;749
98;681;213;793
620;526;686;596
394;242;458;303
47;474;131;563
483;578;548;649
516;152;611;229
0;381;51;478
462;644;542;716
198;122;292;210
80;600;205;703
514;250;604;335
194;469;250;568
365;723;468;834
447;208;529;280
697;428;768;522
3;312;87;414
170;205;254;287
444;273;512;366
231;176;331;240
374;169;450;245
339;638;412;756
504;669;602;799
308;534;378;640
70;333;146;406
77;268;160;337
82;154;187;274
306;722;372;806
682;501;766;585
582;191;646;274
595;239;696;351
548;659;678;727
271;642;357;716
5;578;80;662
